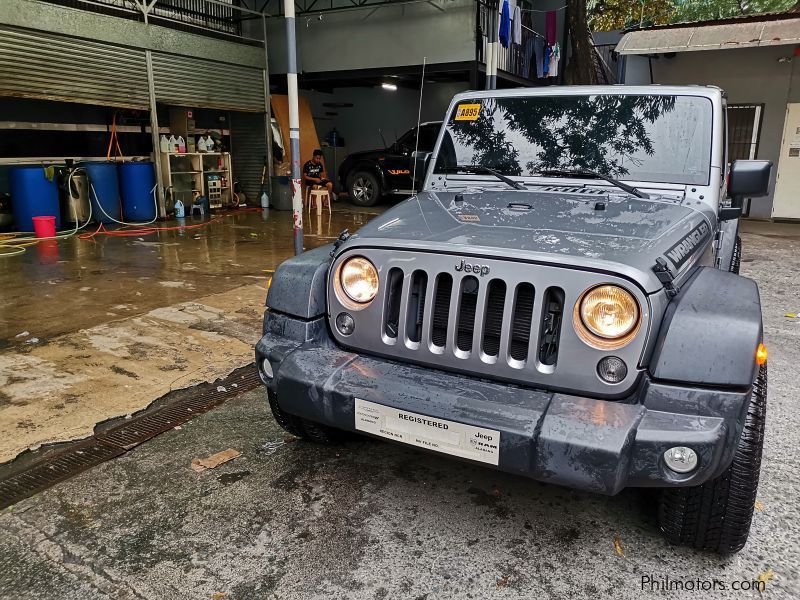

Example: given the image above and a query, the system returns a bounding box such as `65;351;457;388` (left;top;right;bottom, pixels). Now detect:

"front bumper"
256;311;751;495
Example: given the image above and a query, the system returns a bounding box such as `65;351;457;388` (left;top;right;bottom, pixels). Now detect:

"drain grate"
0;441;123;508
0;365;262;509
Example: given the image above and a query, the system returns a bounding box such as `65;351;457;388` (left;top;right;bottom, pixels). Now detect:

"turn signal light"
756;343;768;366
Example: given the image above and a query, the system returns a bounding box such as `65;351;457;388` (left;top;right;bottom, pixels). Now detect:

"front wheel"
347;171;381;207
730;235;742;274
658;363;767;553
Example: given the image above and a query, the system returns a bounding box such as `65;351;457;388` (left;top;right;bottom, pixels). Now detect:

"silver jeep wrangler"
256;86;772;553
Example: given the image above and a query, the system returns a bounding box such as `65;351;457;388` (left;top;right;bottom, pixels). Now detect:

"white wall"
641;45;800;219
260;0;476;75
307;81;468;153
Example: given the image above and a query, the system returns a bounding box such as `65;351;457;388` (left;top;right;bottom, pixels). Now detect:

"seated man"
302;149;334;199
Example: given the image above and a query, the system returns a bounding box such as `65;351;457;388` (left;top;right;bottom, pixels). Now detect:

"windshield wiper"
536;169;649;199
440;164;526;190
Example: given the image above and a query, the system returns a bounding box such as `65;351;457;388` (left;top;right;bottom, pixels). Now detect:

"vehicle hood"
340;188;714;293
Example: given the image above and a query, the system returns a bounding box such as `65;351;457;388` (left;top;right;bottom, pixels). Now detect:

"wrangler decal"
664;222;711;270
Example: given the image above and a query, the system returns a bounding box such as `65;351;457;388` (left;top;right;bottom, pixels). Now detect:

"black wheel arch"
345;160;386;190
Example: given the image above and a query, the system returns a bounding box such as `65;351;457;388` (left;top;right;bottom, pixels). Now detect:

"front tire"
267;389;342;444
658;363;767;553
347;171;381;207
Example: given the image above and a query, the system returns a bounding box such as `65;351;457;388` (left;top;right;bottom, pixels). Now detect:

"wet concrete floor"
0;205;385;463
0;220;797;599
0;205;383;344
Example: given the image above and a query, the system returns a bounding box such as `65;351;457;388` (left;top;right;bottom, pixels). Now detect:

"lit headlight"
339;257;379;304
573;285;640;350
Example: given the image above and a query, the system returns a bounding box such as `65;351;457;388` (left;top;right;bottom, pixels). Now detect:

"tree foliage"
589;0;674;31
590;0;798;31
671;0;797;23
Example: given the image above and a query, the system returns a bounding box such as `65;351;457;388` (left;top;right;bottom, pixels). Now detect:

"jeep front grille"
328;249;650;395
382;267;564;368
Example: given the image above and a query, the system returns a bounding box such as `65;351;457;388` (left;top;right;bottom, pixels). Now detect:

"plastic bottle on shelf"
197;136;207;152
168;135;178;153
177;136;186;153
160;135;170;153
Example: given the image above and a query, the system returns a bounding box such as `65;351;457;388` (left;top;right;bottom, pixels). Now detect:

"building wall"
306;81;468;154
640;45;800;219
258;0;477;75
4;0;265;69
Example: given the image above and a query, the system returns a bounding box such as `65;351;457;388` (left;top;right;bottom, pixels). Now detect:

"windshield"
434;94;713;186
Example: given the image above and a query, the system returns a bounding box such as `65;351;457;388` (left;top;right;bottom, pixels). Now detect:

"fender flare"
649;266;762;388
266;244;333;319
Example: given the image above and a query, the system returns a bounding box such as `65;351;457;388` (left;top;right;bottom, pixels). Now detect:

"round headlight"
574;285;640;349
339;257;379;304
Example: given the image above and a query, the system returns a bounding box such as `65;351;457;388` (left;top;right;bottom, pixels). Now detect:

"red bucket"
32;216;56;238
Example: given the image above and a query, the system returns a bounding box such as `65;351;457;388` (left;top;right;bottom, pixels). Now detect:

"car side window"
417;125;439;152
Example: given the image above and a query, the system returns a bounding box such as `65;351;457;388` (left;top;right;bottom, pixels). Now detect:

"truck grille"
382;270;564;366
328;249;649;394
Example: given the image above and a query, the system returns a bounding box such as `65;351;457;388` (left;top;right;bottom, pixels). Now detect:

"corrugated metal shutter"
0;26;149;109
230;112;267;204
152;53;264;112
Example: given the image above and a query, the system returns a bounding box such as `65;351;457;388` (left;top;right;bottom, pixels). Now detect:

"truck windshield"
433;94;713;186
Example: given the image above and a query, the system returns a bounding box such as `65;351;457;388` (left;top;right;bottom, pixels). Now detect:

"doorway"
772;103;800;220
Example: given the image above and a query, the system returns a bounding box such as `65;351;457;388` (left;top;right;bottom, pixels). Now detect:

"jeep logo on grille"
455;260;490;276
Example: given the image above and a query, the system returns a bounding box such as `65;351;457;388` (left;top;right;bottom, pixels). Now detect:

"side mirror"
411;151;432;188
728;160;772;207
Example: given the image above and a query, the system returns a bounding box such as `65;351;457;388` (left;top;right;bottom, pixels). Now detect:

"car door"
381;127;417;194
383;124;441;194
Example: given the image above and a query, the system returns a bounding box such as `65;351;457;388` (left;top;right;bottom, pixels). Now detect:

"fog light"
336;312;355;336
664;446;698;474
597;356;627;383
261;358;273;379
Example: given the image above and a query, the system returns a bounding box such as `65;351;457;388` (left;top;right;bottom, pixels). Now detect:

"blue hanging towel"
543;44;552;75
499;0;511;48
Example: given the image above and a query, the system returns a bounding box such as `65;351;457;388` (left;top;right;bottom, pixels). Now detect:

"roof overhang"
616;17;800;55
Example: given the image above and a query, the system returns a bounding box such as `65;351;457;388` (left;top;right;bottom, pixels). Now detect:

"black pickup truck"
338;122;441;206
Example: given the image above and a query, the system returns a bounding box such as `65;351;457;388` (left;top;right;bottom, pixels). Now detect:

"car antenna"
411;55;427;196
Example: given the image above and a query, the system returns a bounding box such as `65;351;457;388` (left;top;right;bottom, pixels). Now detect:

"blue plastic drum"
118;162;157;222
9;166;60;232
80;161;121;224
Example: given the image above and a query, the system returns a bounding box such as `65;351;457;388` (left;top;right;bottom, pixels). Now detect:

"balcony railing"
41;0;246;40
476;0;541;83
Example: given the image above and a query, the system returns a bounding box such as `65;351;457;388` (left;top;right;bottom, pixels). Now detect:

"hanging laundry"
543;44;552;76
545;10;557;45
523;35;535;78
548;42;561;78
534;35;545;79
512;5;522;45
499;0;511;48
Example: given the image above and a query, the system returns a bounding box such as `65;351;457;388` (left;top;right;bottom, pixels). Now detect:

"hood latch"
652;257;680;298
330;229;351;256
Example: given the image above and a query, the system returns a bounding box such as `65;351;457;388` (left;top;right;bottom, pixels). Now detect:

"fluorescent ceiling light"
381;83;398;91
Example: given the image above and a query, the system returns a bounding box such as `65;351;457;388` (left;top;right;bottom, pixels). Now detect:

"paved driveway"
0;223;797;599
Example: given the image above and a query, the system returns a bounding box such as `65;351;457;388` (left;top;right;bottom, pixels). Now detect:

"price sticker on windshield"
455;103;481;121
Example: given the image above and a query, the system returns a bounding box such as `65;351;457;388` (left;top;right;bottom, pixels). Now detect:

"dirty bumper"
256;312;749;496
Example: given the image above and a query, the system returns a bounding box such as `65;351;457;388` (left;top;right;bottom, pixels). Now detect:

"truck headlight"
338;257;379;305
573;284;640;350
